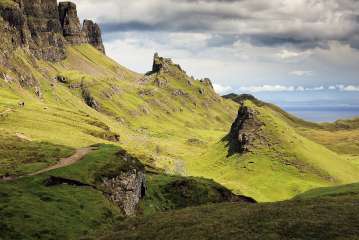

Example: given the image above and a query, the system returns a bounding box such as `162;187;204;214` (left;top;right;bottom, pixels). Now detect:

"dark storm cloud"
73;0;359;50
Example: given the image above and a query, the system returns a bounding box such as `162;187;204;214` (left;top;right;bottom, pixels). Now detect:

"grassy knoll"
100;193;359;240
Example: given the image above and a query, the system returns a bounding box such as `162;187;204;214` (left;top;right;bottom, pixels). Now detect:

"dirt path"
28;147;96;176
0;147;96;182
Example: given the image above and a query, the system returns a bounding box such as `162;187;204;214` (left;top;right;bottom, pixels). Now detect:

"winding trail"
1;147;96;181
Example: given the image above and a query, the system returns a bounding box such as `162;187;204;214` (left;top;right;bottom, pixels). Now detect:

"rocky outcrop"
0;0;105;62
82;20;105;54
227;102;264;155
200;78;214;90
58;2;84;44
81;84;100;110
147;53;186;76
102;169;146;216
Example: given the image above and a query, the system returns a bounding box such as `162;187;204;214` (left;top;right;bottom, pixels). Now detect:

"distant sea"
249;91;359;123
282;106;359;123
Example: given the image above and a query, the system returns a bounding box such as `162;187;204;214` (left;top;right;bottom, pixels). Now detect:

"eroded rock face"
82;20;105;54
228;102;264;154
102;169;146;216
58;2;84;44
0;0;105;62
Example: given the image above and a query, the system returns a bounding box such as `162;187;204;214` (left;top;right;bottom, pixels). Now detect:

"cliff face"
0;0;105;61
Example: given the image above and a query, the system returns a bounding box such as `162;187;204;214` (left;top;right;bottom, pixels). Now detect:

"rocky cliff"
0;0;105;62
226;100;264;155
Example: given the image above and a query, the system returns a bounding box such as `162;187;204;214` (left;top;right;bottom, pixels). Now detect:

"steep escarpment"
0;0;105;62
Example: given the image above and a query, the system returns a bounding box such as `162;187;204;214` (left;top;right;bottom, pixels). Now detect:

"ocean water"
282;106;359;123
250;91;359;123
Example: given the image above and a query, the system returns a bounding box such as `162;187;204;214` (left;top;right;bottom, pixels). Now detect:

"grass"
0;176;121;240
99;193;359;240
294;182;359;200
1;45;358;203
0;0;16;8
0;144;247;240
141;174;242;215
0;132;74;177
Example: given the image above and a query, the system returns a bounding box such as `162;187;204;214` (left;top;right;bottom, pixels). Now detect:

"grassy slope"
294;182;359;200
100;193;359;240
1;44;358;203
185;101;359;201
0;144;244;240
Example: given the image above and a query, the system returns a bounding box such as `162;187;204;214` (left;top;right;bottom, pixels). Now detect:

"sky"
71;0;359;120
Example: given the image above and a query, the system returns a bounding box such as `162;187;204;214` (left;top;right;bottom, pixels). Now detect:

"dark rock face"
82;20;105;54
58;2;84;44
81;84;100;111
0;0;105;62
226;102;264;155
147;53;185;75
102;169;146;216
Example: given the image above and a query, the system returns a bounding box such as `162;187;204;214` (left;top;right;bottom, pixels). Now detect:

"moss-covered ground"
100;191;359;240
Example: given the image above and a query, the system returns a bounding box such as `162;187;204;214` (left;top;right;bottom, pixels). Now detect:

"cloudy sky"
72;0;359;117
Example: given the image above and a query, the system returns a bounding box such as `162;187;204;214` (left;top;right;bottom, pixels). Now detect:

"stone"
101;169;146;216
227;102;264;155
81;84;100;110
172;89;187;96
200;78;214;90
58;2;85;44
82;20;105;54
0;1;106;62
34;86;42;98
56;75;68;83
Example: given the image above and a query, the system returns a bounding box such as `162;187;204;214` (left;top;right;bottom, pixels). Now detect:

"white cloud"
342;85;359;92
238;85;296;93
277;49;312;59
289;70;314;76
213;83;233;94
237;85;332;93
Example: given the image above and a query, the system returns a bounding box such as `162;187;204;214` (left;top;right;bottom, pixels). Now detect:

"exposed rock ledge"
0;0;105;61
101;169;146;216
226;101;264;156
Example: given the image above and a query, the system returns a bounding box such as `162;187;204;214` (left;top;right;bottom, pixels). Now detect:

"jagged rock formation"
200;78;214;90
81;83;100;110
102;169;146;216
226;101;264;155
58;2;83;44
147;53;186;76
82;20;105;54
0;0;105;61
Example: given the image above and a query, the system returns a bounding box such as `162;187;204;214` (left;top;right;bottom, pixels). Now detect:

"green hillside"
1;45;359;203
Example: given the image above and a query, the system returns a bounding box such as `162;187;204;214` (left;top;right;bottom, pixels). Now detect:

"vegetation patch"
0;133;74;177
